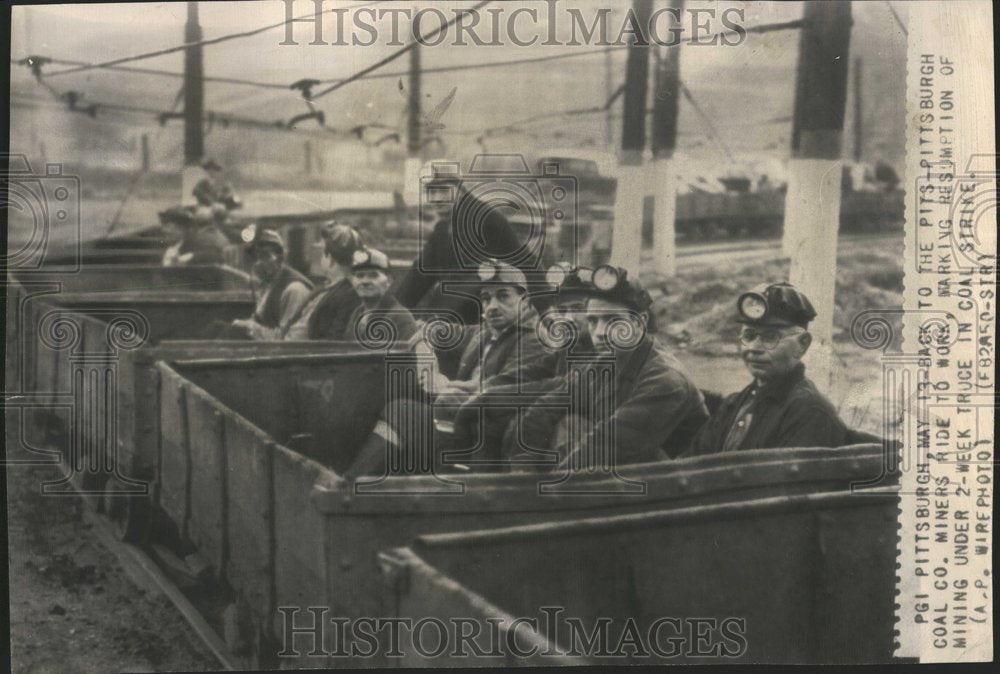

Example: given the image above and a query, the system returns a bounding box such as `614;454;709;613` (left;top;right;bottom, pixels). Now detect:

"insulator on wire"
290;78;320;100
19;55;52;79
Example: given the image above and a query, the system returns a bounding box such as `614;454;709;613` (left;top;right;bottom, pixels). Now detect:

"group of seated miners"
158;161;853;475
192;217;851;476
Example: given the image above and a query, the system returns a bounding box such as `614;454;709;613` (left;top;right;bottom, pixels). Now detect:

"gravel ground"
5;460;220;674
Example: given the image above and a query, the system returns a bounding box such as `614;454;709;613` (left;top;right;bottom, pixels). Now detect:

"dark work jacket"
254;265;313;328
396;201;523;325
342;292;418;347
511;337;709;466
475;329;593;398
178;225;229;265
450;327;579;462
306;278;361;339
193;177;238;209
453;313;552;385
685;364;848;456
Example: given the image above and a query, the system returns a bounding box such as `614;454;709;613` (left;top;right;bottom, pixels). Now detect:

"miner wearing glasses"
508;265;708;467
685;282;848;455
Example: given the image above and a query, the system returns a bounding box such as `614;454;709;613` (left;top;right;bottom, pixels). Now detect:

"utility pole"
403;42;422;206
141;133;150;171
407;42;422;157
853;56;863;163
604;48;614;146
181;1;204;205
650;0;684;277
610;0;653;268
783;1;852;390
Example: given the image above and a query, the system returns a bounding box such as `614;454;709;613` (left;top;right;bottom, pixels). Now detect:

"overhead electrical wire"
29;56;290;90
106;86;186;235
16;15;804;133
41;0;385;77
310;0;492;100
884;1;908;36
13;11;808;156
679;83;736;164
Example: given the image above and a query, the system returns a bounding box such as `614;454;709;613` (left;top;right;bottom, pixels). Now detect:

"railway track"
667;232;902;270
66;469;240;671
83;507;238;670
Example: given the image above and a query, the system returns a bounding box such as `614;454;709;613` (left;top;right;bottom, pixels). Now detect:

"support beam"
650;0;684;278
783;1;852;390
853;56;863;163
141;133;150;172
786;158;843;387
610;0;653;269
407;43;421;157
181;1;204;206
604;47;614;147
403;43;423;206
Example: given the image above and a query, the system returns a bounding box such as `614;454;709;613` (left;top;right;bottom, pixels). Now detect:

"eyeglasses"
739;326;802;349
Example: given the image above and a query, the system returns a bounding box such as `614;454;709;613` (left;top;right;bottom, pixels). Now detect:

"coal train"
7;241;899;667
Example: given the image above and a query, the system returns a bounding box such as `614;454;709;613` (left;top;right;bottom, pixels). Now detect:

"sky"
9;1;907;179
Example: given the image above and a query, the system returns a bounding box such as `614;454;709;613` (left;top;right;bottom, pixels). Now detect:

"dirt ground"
5;461;219;674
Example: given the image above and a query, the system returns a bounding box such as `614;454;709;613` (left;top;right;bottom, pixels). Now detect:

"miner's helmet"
350;246;390;272
545;263;596;299
736;282;816;328
585;265;652;312
318;221;363;264
241;224;285;255
476;259;528;292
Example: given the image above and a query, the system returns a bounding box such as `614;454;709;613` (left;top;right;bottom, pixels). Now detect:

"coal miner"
448;263;596;463
281;222;363;340
506;266;708;468
158;205;229;267
684;282;848;455
341;246;418;347
230;226;313;340
395;163;525;326
342;260;555;476
192;158;241;212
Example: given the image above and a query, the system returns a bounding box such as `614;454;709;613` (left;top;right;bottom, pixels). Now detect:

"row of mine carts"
7;220;899;668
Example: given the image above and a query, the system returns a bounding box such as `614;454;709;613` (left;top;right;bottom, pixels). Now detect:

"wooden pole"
407;43;421;157
784;1;852;390
610;0;653;269
604;47;614;146
141;133;150;172
853;56;863;163
403;43;422;205
650;0;684;278
181;1;204;205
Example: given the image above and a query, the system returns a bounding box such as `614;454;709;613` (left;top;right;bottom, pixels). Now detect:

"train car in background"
35;159;902;280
